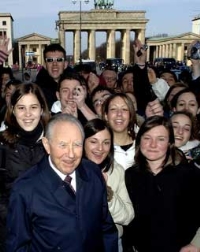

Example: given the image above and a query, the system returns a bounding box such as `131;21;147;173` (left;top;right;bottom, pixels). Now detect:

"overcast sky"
1;0;200;54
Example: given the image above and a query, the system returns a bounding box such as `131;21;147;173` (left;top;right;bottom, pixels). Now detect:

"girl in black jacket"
123;116;200;252
0;83;50;249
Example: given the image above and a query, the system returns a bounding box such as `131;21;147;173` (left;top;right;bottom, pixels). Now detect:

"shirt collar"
48;155;76;181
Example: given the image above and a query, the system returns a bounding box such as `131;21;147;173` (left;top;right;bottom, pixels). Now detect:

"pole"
79;0;82;64
72;0;89;64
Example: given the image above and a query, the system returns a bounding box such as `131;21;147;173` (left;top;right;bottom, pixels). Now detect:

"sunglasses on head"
45;57;65;63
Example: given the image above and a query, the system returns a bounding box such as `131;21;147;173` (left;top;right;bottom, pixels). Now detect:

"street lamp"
72;0;89;64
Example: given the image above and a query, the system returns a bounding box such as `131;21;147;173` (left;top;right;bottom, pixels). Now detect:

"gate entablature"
56;9;148;63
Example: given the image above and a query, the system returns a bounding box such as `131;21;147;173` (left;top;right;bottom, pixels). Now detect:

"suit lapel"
76;161;89;195
38;156;76;213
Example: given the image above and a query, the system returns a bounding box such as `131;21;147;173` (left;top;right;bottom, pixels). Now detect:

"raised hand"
180;244;200;252
0;36;13;65
133;38;147;65
0;36;13;55
145;98;164;117
73;85;87;109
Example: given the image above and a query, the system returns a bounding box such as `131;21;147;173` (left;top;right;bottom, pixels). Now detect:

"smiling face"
140;125;169;168
56;79;80;111
122;72;134;92
160;72;176;86
42;121;83;175
44;50;68;82
13;93;43;131
84;128;111;165
105;96;130;134
171;114;192;148
174;92;199;116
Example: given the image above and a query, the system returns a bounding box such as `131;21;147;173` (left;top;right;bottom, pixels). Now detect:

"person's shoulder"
64;66;74;73
125;164;141;176
112;161;125;175
172;162;200;181
12;162;42;192
35;67;55;86
81;158;103;179
0;132;6;143
106;161;125;181
0;133;12;151
81;158;100;172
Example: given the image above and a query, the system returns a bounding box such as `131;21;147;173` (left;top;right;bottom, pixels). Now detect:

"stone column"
162;45;165;58
146;45;150;62
166;44;169;57
106;30;110;58
39;43;42;65
163;45;165;57
169;43;173;58
181;43;185;61
88;29;96;60
122;29;130;64
74;30;81;63
173;43;177;59
137;29;145;44
59;29;65;49
158;45;161;57
155;46;159;58
18;44;22;70
107;29;115;58
26;44;30;62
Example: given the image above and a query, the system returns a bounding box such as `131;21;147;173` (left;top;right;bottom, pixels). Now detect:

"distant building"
192;15;200;35
146;14;200;65
1;11;200;68
146;32;200;64
16;33;53;69
0;13;14;66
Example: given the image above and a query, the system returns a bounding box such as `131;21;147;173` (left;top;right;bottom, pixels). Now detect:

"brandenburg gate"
55;9;148;64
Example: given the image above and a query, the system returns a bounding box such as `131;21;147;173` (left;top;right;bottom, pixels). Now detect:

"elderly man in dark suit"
6;114;118;252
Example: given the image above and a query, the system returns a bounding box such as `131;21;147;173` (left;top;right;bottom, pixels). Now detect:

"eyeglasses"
45;57;65;63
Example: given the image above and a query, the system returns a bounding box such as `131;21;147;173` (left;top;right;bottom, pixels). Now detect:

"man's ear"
56;91;60;101
64;61;68;70
42;137;50;154
104;113;108;121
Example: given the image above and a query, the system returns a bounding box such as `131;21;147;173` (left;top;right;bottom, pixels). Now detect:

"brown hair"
170;110;199;141
3;83;50;144
134;116;186;171
102;93;137;140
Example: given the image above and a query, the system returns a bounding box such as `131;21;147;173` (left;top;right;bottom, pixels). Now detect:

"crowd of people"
0;35;200;252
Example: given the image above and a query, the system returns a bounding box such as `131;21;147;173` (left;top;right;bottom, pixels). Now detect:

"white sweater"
107;161;135;237
114;141;136;170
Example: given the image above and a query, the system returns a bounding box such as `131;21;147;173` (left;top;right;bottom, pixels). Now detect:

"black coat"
35;66;74;110
0;138;46;249
132;64;157;116
123;163;200;252
6;157;118;251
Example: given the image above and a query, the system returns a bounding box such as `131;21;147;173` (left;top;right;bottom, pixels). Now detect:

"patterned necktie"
64;175;76;195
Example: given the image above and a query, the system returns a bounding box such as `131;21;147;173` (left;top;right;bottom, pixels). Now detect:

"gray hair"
44;114;85;140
